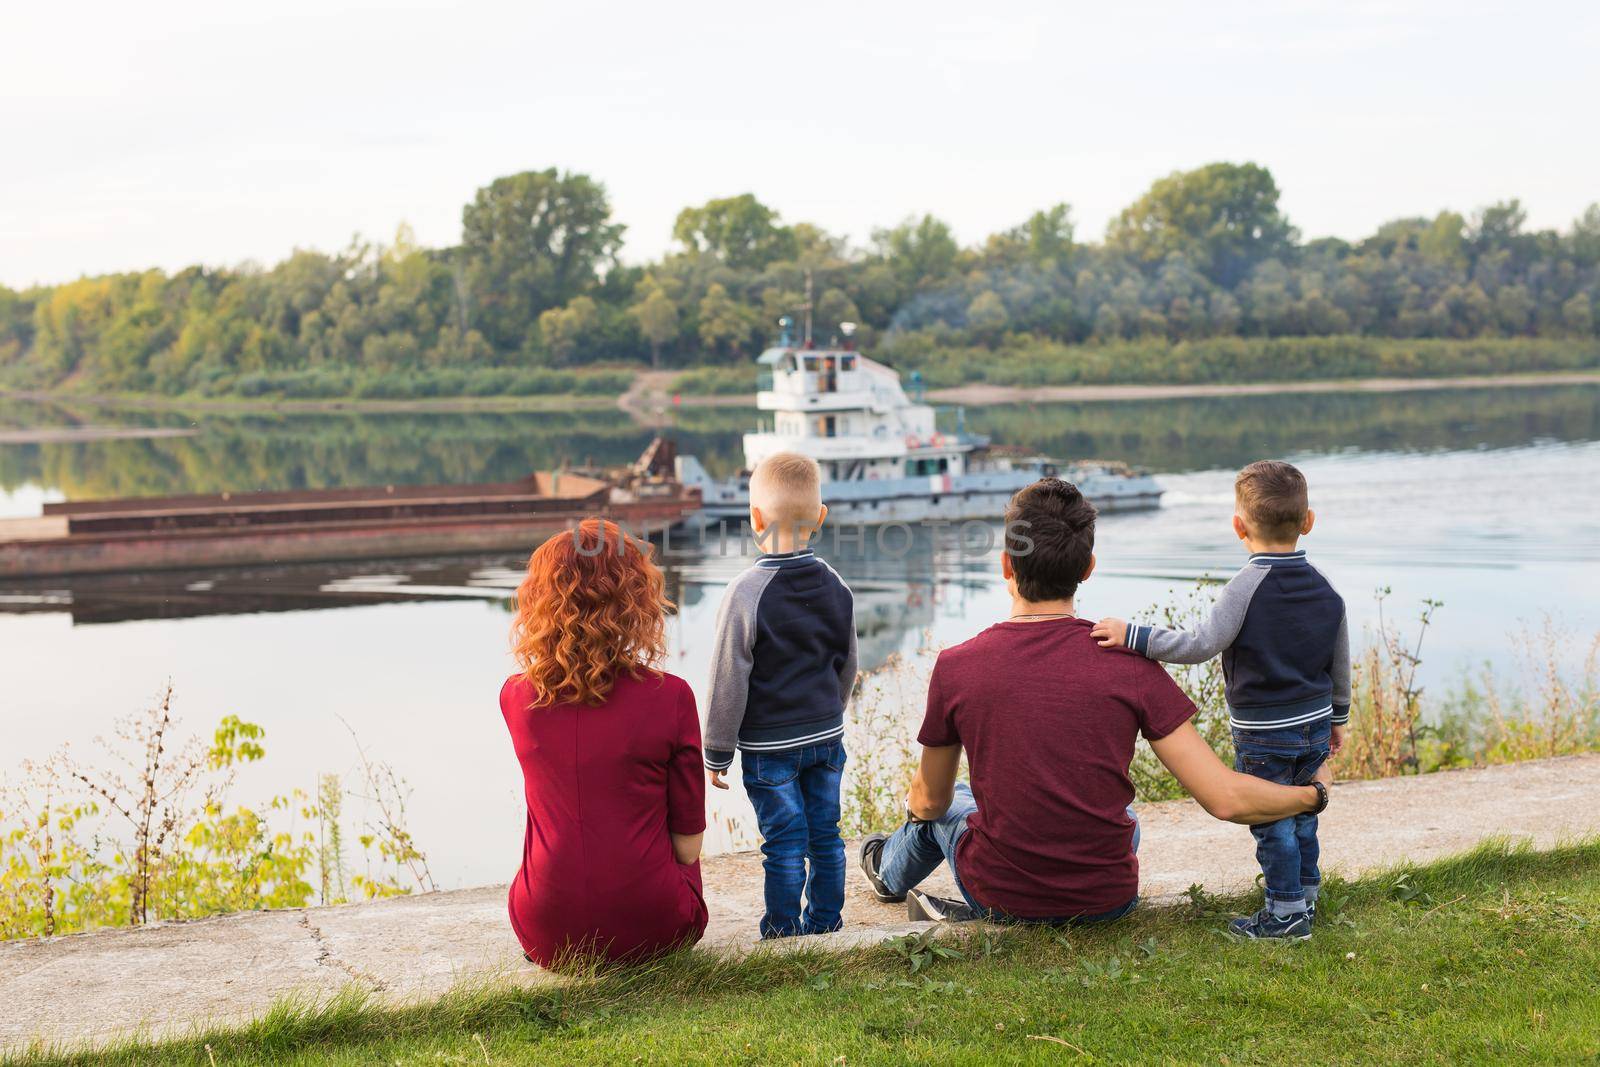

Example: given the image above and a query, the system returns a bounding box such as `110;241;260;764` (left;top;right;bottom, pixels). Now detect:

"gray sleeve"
702;568;773;771
838;602;858;708
1330;608;1351;724
1126;565;1267;665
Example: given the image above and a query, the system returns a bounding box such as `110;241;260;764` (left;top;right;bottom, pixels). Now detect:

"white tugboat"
677;318;1162;524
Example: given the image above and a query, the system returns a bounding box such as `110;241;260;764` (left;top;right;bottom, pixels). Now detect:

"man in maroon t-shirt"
860;479;1332;923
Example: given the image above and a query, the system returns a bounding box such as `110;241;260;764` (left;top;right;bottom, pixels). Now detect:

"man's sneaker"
1228;907;1312;941
908;889;980;924
858;834;904;903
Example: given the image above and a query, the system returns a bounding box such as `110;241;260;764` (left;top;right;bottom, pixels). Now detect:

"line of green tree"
2;162;1598;398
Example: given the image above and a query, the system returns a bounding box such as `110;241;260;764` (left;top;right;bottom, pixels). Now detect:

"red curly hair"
511;518;672;707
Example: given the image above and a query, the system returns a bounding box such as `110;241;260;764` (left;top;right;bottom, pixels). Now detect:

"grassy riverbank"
669;336;1600;395
12;839;1599;1065
5;337;1597;409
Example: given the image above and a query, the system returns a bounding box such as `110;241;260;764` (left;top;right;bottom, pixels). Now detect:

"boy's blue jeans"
1232;719;1331;914
741;738;847;938
876;782;1140;925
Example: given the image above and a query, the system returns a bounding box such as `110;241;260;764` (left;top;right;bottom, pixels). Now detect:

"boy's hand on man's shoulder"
709;769;729;790
1090;617;1130;650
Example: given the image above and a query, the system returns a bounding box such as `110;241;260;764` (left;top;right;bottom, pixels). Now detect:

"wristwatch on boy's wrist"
1309;780;1329;814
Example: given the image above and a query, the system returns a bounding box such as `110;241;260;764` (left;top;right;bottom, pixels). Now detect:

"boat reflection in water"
0;520;999;676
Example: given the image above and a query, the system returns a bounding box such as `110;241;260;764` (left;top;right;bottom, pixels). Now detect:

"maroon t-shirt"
918;616;1196;917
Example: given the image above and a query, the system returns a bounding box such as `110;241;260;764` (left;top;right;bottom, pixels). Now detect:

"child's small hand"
1329;724;1346;756
1090;617;1129;649
709;769;729;790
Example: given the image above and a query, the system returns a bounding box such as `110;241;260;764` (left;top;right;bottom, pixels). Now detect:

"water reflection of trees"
965;385;1600;472
0;406;749;500
1;386;1596;501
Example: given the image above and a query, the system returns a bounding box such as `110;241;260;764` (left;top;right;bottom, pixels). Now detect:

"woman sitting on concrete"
500;518;708;966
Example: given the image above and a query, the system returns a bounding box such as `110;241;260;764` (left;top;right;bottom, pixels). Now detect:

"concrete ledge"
3;753;1598;1052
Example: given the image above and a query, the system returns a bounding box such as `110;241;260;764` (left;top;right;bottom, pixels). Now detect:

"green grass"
11;839;1600;1065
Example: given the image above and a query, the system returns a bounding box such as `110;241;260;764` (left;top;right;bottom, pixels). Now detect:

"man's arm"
1149;722;1327;824
907;744;961;821
1119;567;1266;665
702;572;769;774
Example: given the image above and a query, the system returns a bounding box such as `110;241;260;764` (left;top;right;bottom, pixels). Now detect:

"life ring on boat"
905;434;920;448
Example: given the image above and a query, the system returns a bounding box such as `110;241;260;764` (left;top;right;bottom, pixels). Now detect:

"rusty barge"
0;440;701;579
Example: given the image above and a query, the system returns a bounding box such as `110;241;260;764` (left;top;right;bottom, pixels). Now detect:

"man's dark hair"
1004;478;1097;603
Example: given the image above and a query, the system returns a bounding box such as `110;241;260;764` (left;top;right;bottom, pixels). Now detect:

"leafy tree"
672;194;796;270
1108;163;1295;288
986;204;1075;268
628;279;679;368
1418;212;1468;267
1563;293;1594;336
1569;204;1600;267
460;169;624;352
874;215;959;285
537;296;599;365
966;290;1009;343
697;283;756;358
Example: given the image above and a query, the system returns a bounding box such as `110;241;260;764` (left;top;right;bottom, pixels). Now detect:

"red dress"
500;670;709;966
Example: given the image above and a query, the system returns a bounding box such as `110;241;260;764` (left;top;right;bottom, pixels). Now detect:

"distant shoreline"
923;369;1600;406
3;368;1597;421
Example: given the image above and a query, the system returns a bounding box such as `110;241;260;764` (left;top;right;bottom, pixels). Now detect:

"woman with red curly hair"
501;519;707;965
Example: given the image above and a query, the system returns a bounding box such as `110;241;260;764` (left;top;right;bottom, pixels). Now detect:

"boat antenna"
801;269;814;348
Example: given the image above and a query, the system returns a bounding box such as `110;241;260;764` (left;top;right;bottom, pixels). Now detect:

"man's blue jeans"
741;738;847;938
1232;719;1330;913
876;781;1140;925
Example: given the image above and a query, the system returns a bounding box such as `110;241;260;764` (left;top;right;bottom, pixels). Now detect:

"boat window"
841;356;856;371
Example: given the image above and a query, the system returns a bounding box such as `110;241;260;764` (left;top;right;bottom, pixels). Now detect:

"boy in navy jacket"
1093;460;1348;940
705;452;856;938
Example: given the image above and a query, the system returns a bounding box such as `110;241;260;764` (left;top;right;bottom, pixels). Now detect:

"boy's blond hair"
749;452;823;532
1235;460;1308;541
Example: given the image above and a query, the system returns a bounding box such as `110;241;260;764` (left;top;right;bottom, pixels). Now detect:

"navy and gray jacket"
703;549;857;772
1123;550;1350;730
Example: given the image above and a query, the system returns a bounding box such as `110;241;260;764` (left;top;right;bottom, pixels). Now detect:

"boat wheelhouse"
678;324;1162;524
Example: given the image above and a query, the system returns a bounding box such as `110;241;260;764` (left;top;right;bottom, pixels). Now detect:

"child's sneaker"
858;833;905;903
1306;901;1317;927
1228;907;1312;941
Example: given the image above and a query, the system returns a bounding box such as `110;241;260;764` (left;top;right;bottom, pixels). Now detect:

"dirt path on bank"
616;369;685;427
3;753;1598;1053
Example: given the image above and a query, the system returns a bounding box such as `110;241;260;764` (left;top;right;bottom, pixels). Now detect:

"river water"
2;385;1598;886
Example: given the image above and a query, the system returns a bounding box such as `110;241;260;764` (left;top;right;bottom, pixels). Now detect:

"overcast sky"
3;0;1596;288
